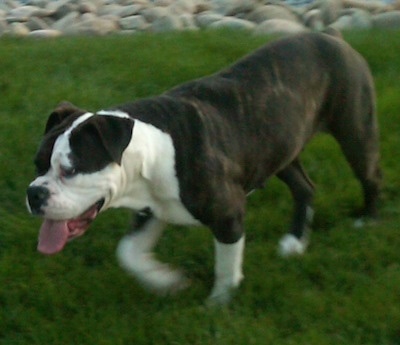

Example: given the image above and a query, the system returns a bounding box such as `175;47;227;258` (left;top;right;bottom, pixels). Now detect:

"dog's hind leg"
116;209;190;295
329;100;382;222
277;159;315;257
332;133;382;223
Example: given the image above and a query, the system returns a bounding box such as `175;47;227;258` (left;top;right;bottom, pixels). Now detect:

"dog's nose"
27;186;50;215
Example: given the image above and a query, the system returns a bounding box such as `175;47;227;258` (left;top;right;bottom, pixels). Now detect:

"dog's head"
26;102;134;255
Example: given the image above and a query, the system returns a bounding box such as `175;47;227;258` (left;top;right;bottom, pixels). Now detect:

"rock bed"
1;0;400;38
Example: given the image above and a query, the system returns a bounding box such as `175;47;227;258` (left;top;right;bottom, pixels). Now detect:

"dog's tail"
321;27;343;39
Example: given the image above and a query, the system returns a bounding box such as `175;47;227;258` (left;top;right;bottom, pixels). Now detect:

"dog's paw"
353;217;377;228
139;265;191;296
278;234;307;257
205;287;236;307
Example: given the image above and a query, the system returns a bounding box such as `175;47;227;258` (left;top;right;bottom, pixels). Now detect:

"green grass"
1;29;400;344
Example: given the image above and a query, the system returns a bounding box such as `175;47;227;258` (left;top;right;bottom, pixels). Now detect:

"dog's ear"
70;115;134;171
44;101;85;134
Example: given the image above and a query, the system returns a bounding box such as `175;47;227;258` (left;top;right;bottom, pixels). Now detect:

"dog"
26;31;381;305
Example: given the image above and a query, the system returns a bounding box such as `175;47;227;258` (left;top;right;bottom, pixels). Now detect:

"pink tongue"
38;219;69;255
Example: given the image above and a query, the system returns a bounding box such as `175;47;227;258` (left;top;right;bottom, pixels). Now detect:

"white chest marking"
113;118;200;226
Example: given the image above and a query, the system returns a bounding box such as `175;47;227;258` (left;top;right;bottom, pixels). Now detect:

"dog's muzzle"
26;186;50;215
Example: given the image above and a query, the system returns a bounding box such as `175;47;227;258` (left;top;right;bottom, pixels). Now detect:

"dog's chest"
114;119;201;226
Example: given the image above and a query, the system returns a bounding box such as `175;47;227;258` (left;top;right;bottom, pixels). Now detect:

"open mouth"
37;199;105;255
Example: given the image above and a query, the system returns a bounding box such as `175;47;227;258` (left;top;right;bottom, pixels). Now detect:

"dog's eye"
60;166;76;178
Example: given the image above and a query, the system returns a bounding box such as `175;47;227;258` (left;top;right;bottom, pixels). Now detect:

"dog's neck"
110;119;181;213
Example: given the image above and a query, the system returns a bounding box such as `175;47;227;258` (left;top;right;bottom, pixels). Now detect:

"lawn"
1;29;400;345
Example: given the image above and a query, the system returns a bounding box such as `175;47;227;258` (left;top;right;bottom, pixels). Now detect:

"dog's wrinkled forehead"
34;103;134;176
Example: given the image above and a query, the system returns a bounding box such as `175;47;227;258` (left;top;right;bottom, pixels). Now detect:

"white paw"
138;264;191;295
278;234;307;257
206;285;237;307
116;237;190;295
206;274;243;307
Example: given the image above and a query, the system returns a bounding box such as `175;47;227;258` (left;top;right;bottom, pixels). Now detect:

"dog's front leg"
205;209;245;305
207;236;245;306
116;209;190;295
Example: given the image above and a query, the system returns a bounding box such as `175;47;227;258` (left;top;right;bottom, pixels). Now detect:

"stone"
50;0;77;20
179;13;198;29
209;16;256;30
8;5;40;19
331;14;353;30
27;0;49;7
65;16;119;35
26;16;49;31
254;18;307;36
141;7;170;22
320;0;343;25
246;5;300;24
0;0;397;38
349;9;372;29
78;1;98;14
303;9;324;30
195;11;224;27
373;11;400;29
52;10;79;31
118;4;144;18
9;22;30;36
29;28;62;37
343;0;387;13
119;15;148;30
168;0;197;15
151;14;183;32
210;0;256;16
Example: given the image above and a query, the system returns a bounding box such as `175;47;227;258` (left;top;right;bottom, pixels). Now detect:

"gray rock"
179;13;198;29
26;16;49;30
151;14;183;32
303;9;324;29
343;0;387;12
117;4;143;18
373;10;400;28
9;22;30;36
78;1;98;14
153;0;174;6
8;5;40;18
211;0;256;16
168;0;198;15
141;7;170;22
209;16;256;30
254;18;307;35
349;9;372;29
65;15;119;35
52;10;79;31
320;0;343;25
246;5;300;24
49;0;77;20
29;28;62;37
25;0;49;7
195;11;224;27
119;15;148;30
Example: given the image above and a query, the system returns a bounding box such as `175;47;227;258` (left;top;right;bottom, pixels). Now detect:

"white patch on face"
28;111;121;220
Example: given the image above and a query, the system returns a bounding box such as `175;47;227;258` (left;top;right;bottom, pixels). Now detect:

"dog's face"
26;102;134;255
